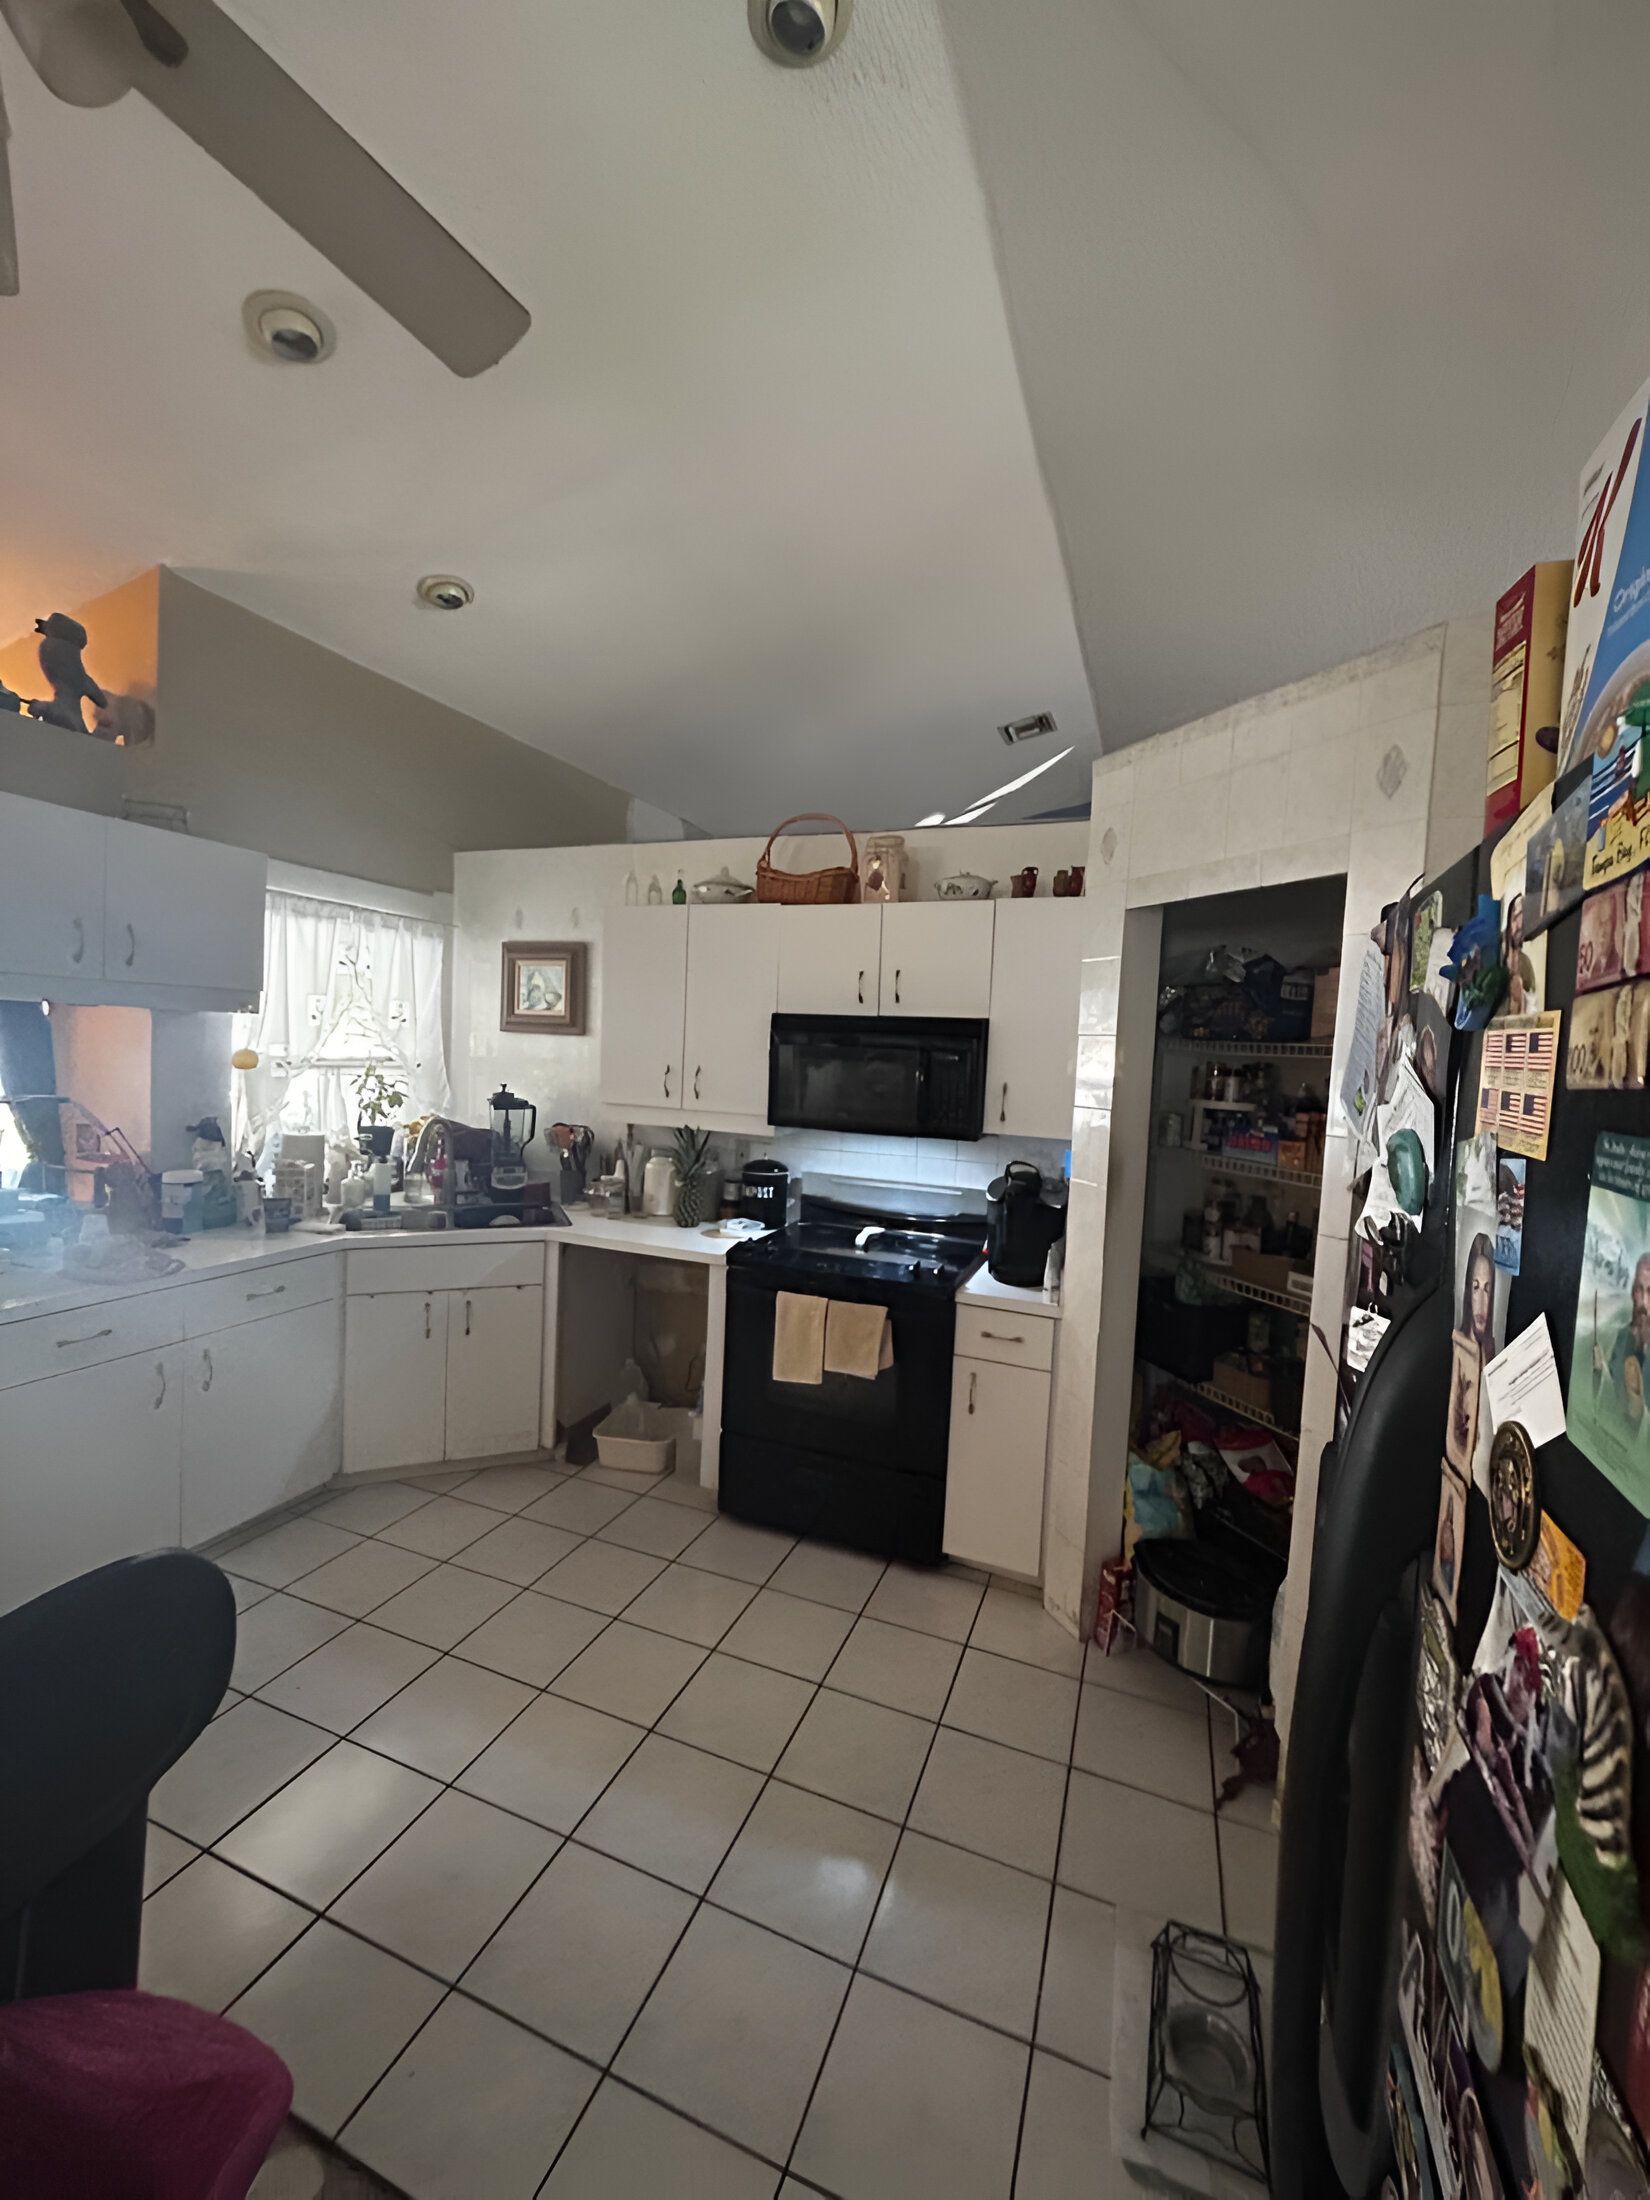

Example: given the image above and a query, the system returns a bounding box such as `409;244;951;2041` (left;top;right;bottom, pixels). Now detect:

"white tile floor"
142;1461;1279;2199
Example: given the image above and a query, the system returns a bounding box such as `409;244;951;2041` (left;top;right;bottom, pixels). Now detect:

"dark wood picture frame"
500;940;587;1035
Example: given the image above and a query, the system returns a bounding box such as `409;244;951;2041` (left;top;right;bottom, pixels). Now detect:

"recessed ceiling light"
749;0;852;68
243;290;335;363
415;574;475;611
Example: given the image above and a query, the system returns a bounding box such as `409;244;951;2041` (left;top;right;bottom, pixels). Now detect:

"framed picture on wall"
500;941;587;1035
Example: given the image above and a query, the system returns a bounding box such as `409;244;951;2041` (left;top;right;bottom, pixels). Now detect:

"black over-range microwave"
767;1014;988;1141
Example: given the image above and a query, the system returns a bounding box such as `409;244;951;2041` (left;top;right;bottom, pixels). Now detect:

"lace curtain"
233;892;452;1164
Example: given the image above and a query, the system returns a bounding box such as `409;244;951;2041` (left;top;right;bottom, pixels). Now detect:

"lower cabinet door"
942;1354;1049;1578
345;1291;449;1477
0;1346;183;1615
445;1285;544;1463
182;1298;342;1547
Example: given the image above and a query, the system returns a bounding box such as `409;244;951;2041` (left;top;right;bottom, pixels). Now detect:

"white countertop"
0;1204;749;1326
957;1268;1063;1319
0;1205;1062;1326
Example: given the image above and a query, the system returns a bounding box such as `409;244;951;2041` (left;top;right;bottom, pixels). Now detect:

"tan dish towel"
823;1298;895;1380
772;1291;827;1384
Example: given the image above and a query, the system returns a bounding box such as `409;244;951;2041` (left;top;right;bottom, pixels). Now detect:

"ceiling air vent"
998;711;1057;747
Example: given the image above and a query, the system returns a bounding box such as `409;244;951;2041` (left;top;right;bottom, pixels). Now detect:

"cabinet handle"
663;1064;672;1100
894;967;902;1006
245;1283;286;1301
154;1360;168;1409
693;1065;702;1101
857;968;865;1005
124;922;137;969
424;1299;432;1340
71;916;85;965
202;1348;214;1392
980;1330;1024;1344
57;1326;114;1349
464;1296;473;1338
968;1370;977;1415
999;1080;1008;1125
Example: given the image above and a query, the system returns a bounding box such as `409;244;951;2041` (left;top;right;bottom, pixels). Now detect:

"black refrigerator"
1273;774;1650;2198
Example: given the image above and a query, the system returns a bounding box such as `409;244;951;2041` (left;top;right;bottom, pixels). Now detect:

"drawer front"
0;1291;185;1392
345;1242;546;1295
954;1303;1055;1372
177;1252;337;1339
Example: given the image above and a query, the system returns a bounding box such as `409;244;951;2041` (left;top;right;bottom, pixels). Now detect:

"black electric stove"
720;1203;985;1564
725;1219;982;1297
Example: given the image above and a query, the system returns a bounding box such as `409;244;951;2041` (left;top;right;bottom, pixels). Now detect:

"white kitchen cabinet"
600;906;689;1114
777;905;885;1015
344;1283;543;1474
880;902;994;1018
683;904;780;1120
984;899;1088;1138
943;1350;1050;1578
181;1298;342;1547
0;1346;183;1615
103;817;266;1002
0;792;105;991
345;1290;449;1477
445;1284;544;1462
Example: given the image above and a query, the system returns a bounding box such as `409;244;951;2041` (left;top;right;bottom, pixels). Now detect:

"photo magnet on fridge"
1491;791;1551;1014
1568;1133;1650;1513
1434;1460;1469;1618
1495;1156;1526;1273
1526;777;1591;938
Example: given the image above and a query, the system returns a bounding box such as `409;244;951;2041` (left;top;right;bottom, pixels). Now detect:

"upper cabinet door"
599;906;689;1113
0;793;105;988
985;899;1088;1138
684;904;781;1120
879;902;994;1018
104;819;266;1001
776;905;884;1016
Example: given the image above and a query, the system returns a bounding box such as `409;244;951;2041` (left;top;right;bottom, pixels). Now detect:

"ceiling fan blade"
0;66;16;293
117;0;530;376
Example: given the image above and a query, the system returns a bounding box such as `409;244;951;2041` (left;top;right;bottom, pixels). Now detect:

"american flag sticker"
1477;1012;1560;1160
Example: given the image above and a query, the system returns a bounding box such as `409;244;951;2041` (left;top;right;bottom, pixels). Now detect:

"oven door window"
769;1031;921;1137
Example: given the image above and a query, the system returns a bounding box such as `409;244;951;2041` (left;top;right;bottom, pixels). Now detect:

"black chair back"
0;1551;234;2002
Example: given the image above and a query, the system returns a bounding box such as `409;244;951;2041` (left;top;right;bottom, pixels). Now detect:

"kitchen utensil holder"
1143;1921;1269;2184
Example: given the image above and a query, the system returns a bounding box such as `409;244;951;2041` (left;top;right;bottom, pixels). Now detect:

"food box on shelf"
1486;561;1570;833
1230;1247;1306;1296
1211;1352;1273;1417
1221;1128;1279;1163
1276;1138;1310;1175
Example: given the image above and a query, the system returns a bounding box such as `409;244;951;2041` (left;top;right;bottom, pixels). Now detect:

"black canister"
985;1161;1067;1286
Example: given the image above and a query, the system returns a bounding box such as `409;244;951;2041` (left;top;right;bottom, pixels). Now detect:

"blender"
487;1085;537;1202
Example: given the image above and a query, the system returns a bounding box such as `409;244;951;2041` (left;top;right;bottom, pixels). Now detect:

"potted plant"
353;1060;407;1158
672;1124;714;1227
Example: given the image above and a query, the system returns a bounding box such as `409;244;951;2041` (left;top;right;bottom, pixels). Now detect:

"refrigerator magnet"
1567;1132;1650;1513
1442;894;1510;1030
1433;1461;1469;1621
1488;1422;1541;1571
1524;776;1590;939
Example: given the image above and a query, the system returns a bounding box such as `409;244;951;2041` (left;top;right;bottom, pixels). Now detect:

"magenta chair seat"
0;1988;292;2198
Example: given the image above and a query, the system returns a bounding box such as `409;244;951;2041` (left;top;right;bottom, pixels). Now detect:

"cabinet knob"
424;1299;432;1341
124;922;137;969
663;1064;672;1100
967;1370;977;1415
694;1065;702;1101
71;916;85;966
202;1348;214;1393
56;1326;113;1350
464;1296;473;1337
999;1081;1008;1124
894;968;901;1005
980;1330;1024;1344
154;1360;168;1409
857;969;865;1005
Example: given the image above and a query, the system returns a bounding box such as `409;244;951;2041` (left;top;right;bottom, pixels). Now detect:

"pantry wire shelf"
1147;1365;1301;1445
1161;1036;1332;1061
1187;1256;1314;1316
1178;1150;1323;1195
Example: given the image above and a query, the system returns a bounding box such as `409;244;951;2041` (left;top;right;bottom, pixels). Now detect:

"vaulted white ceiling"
0;0;1096;834
937;0;1650;746
5;0;1650;835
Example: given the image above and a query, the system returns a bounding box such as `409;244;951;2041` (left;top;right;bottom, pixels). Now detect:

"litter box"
593;1398;676;1477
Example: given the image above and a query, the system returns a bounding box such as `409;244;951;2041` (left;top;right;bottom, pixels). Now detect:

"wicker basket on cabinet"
754;815;861;905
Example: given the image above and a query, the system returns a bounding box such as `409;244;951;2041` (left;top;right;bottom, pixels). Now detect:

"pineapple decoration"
673;1125;714;1227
